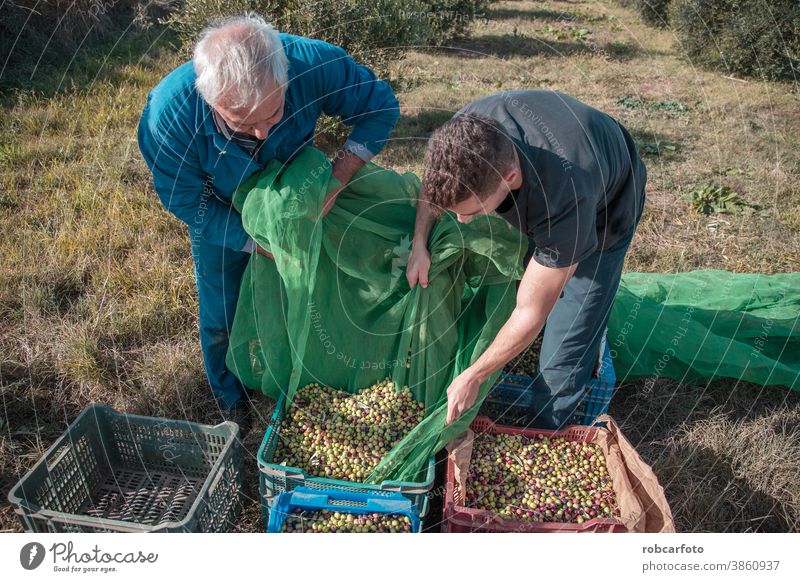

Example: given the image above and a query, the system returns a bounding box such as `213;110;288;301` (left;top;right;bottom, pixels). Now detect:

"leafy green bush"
634;0;673;28
684;181;759;215
164;0;487;147
670;0;800;81
281;0;428;77
165;0;486;77
421;1;489;41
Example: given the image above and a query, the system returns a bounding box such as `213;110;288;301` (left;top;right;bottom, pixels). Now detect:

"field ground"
1;1;798;532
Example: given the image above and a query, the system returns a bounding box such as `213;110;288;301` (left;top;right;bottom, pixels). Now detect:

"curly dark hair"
421;113;515;214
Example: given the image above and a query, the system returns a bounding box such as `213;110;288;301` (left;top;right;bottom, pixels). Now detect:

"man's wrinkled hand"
255;245;274;260
321;185;343;217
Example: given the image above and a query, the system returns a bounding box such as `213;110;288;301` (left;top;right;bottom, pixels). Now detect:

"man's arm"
406;196;437;288
137;105;252;252
322;150;366;216
445;258;579;425
311;39;399;214
317;40;400;160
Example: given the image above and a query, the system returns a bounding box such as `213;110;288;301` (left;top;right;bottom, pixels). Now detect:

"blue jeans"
524;217;642;429
191;236;252;410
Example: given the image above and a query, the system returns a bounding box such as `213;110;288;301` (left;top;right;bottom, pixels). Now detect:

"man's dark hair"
421;113;515;214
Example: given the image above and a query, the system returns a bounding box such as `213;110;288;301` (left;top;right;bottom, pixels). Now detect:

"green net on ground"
226;147;525;482
609;271;800;390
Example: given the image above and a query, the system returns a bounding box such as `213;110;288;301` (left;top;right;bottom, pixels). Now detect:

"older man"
407;90;646;429
138;15;399;434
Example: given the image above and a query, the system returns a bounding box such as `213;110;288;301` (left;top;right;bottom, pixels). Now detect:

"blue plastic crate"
257;391;435;529
481;333;617;426
267;487;422;533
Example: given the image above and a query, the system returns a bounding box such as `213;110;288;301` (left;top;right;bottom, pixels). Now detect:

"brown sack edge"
595;414;675;533
446;428;475;506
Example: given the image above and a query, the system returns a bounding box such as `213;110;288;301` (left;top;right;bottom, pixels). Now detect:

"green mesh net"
226;147;525;482
609;270;800;390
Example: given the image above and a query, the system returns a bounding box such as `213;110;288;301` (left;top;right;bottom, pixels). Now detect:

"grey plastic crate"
7;404;243;532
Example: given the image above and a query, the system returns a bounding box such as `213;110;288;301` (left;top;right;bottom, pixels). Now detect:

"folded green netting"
226;147;525;481
609;271;800;390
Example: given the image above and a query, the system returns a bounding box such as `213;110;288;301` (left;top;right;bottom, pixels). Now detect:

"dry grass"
1;1;799;532
380;1;800;274
612;378;800;532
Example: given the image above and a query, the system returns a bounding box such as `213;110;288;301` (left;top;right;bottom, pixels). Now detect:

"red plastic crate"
443;417;627;533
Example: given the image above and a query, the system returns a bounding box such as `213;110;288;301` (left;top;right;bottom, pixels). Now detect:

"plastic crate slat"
74;467;202;526
483;333;616;426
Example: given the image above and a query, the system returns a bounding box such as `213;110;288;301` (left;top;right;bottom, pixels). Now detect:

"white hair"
193;14;288;110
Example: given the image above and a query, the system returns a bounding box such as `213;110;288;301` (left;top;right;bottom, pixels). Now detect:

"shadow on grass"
0;24;178;103
430;33;647;62
612;378;800;447
396;108;454;137
488;6;576;22
442;34;595;59
658;439;796;532
626;126;687;162
604;41;641;61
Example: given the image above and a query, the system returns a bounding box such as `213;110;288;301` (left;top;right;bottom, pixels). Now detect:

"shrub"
164;1;287;53
164;0;489;77
635;0;672;28
1;1;124;74
670;0;800;81
166;1;410;77
420;0;490;42
163;0;489;147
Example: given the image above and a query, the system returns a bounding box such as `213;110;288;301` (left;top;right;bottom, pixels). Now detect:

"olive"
464;433;619;524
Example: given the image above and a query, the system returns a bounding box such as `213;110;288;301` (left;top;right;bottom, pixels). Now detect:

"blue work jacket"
137;33;400;251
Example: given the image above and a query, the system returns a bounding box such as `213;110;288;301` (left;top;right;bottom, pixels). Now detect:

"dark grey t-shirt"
458;90;646;268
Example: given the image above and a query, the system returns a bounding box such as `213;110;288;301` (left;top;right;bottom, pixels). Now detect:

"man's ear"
502;146;523;189
502;165;520;188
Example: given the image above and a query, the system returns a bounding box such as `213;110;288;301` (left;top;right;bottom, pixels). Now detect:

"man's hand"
445;369;482;425
406;244;431;288
255;245;274;260
324;149;366;216
321;185;344;217
408;197;438;288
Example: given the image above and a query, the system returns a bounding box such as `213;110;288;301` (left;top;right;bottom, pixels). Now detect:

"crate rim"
7;402;240;532
267;487;422;533
443;416;626;532
257;391;436;492
469;416;602;440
